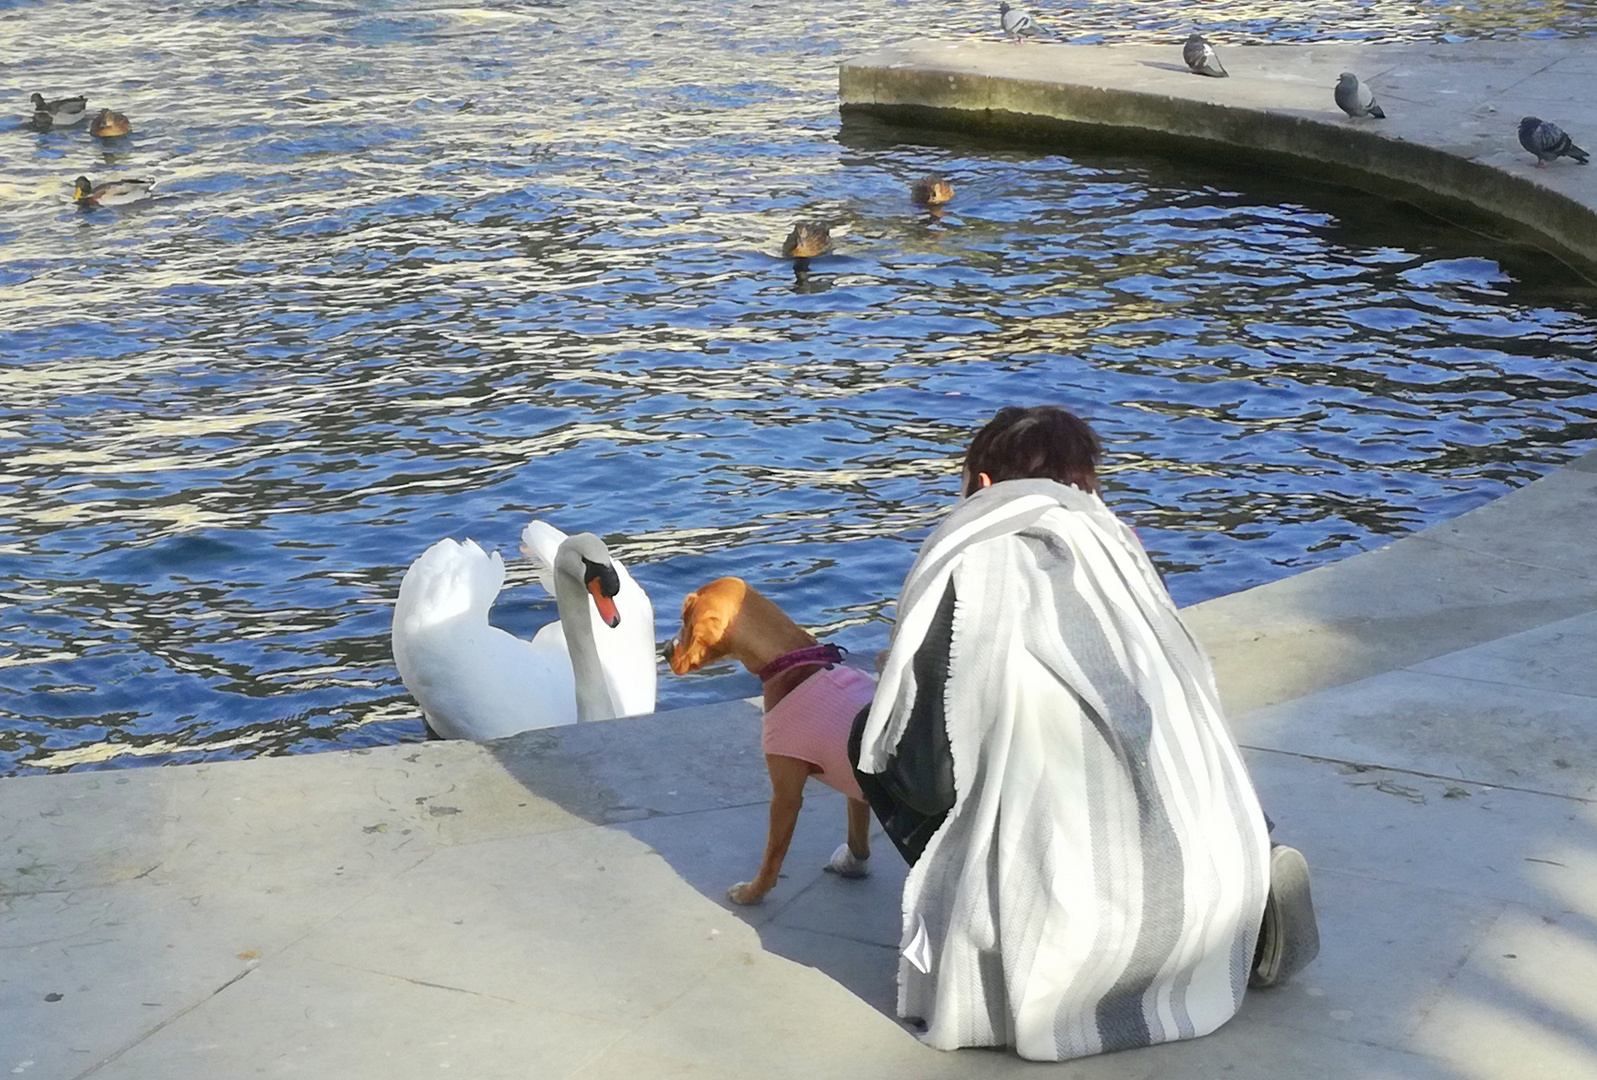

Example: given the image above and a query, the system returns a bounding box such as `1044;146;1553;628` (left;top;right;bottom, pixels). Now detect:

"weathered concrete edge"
1186;443;1597;716
839;56;1597;278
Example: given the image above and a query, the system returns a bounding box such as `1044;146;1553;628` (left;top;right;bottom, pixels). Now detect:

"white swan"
390;521;657;740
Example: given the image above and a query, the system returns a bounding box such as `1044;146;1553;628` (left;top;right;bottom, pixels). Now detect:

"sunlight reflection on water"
2;0;1596;773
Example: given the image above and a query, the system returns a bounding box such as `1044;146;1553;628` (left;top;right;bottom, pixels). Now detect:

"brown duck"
781;222;832;260
910;176;955;207
90;109;132;137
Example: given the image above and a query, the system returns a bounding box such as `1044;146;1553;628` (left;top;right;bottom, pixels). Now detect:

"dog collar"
757;643;846;683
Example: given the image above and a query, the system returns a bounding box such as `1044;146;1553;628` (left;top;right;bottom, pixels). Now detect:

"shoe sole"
1251;843;1320;988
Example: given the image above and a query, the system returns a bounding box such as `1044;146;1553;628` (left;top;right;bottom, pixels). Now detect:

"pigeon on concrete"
1182;34;1227;78
1518;116;1589;168
999;2;1036;43
1334;72;1385;119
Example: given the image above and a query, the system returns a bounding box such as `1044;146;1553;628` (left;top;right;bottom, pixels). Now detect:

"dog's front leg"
727;754;811;905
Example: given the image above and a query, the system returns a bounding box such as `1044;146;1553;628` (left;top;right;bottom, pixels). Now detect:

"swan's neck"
553;570;614;723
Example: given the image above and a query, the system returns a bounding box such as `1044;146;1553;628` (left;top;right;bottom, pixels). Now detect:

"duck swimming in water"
30;93;87;131
910;176;955;207
73;175;155;206
781;221;833;281
781;222;832;260
89;109;132;137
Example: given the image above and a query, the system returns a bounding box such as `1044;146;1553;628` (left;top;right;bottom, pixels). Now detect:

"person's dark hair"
962;406;1101;496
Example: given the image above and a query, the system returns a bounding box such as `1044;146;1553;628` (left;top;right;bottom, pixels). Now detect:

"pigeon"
30;93;87;127
1518;116;1589;168
73;176;155;207
1182;33;1227;78
999;2;1036;43
1334;72;1385;119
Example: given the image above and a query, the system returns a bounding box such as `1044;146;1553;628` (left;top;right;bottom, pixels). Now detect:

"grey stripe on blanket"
858;479;1269;1061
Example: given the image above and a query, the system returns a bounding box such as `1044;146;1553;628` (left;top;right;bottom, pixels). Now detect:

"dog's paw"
727;881;767;906
824;843;870;879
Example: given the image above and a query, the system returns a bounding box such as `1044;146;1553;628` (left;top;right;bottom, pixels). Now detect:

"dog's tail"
518;519;568;597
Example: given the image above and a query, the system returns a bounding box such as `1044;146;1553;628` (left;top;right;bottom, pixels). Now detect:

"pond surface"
3;0;1597;774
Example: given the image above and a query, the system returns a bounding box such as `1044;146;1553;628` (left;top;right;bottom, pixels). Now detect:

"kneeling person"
853;406;1315;1061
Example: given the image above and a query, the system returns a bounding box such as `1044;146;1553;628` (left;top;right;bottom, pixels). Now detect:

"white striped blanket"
857;479;1270;1060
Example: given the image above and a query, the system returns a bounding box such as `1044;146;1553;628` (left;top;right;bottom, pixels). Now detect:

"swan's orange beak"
589;578;621;628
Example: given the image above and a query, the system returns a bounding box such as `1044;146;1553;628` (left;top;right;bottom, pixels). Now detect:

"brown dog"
669;577;875;905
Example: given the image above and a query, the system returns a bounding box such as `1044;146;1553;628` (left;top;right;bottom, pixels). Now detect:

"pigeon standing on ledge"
1519;117;1589;168
1334;72;1385;119
1182;34;1228;78
999;2;1036;43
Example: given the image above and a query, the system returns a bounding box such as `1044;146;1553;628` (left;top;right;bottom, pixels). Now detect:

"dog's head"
668;576;749;675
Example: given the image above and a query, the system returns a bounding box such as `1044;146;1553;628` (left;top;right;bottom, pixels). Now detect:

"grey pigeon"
999;2;1035;43
1333;72;1384;119
1518;116;1589;168
1182;34;1227;78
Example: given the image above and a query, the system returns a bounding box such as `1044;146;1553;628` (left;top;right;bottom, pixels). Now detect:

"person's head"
961;405;1101;497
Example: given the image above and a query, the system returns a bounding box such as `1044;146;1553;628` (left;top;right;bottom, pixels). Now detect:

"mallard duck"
73;176;155;206
30;93;87;127
781;222;832;260
89;109;132;137
910;176;955;207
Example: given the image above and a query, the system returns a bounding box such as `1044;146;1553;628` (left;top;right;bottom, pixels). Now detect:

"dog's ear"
669;579;743;674
670;591;721;674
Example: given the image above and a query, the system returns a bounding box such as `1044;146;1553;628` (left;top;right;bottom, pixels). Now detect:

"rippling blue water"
3;0;1596;773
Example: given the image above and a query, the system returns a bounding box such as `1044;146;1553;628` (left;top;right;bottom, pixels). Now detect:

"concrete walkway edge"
840;40;1597;277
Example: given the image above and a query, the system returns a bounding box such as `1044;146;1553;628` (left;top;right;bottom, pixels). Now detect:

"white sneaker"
824;842;869;878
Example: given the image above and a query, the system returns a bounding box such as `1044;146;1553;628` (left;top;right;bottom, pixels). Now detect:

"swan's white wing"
402;620;577;740
392;536;578;740
393;538;504;634
588;560;658;718
519;519;567;596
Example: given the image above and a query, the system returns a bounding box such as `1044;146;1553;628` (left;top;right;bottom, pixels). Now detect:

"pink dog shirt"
761;663;874;801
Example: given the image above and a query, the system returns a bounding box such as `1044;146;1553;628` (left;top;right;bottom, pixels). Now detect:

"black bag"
849;580;958;865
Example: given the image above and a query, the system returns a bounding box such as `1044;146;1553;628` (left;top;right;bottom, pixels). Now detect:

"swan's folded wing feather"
405;621;577;740
393;536;579;739
519;519;567;596
393;538;505;634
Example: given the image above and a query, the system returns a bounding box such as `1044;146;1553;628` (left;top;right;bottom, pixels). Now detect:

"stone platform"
840;40;1597;276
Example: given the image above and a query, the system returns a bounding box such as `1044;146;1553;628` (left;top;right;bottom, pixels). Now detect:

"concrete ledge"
840;40;1597;276
1187;445;1597;716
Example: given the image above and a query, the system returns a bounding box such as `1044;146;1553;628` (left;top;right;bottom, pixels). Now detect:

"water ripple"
2;0;1596;773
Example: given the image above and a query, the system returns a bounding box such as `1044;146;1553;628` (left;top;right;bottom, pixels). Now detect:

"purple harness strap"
757;643;846;683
